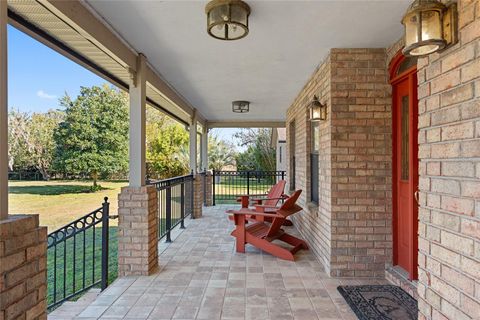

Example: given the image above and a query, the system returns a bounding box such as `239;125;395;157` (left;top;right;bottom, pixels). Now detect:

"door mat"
337;285;418;320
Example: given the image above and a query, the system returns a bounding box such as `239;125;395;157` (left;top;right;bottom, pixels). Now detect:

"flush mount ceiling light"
402;0;458;57
308;96;327;122
232;100;250;113
205;0;251;40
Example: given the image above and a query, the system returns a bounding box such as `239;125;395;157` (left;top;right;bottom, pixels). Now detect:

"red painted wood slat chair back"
265;190;302;238
264;180;286;207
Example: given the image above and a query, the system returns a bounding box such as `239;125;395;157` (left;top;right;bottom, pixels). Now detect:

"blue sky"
8;25;105;113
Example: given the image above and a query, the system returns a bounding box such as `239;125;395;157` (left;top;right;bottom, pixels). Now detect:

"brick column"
193;175;203;218
0;215;47;320
117;186;158;276
204;171;213;207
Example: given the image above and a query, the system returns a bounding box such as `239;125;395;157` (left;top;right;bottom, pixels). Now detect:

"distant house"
271;128;286;175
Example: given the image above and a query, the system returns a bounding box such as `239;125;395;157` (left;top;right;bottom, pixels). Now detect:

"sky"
7;25;242;146
8;26;105;113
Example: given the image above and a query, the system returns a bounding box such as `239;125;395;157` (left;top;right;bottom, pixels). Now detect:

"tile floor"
49;205;389;320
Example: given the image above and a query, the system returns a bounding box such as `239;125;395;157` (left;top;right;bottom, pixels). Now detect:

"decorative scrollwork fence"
47;197;116;309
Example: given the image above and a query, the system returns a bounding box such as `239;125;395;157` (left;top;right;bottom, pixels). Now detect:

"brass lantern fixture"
232;100;250;113
308;96;327;122
402;0;458;57
205;0;251;40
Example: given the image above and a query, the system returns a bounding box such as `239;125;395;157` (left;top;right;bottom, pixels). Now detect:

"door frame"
389;51;419;281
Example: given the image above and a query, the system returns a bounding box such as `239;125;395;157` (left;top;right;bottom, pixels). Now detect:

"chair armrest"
226;209;282;218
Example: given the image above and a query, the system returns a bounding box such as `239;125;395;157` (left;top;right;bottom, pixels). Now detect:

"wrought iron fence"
212;170;286;204
47;197;117;310
149;174;194;242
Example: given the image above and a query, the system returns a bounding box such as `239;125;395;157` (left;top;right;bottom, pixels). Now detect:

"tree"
54;85;129;188
208;135;236;171
7;110;31;171
146;107;190;179
27;111;63;180
234;128;276;171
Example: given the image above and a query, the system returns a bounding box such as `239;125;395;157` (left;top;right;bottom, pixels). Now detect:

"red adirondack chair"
231;180;293;226
236;179;288;208
227;190;308;261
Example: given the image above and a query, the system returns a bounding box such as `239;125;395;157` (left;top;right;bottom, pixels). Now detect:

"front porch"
49;205;386;320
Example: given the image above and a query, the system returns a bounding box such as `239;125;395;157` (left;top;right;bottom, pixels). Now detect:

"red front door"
391;54;418;280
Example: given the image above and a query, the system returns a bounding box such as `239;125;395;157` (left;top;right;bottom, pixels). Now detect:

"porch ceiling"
86;0;410;122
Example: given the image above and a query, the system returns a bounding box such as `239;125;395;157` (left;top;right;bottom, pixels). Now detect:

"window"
289;121;296;190
310;122;319;204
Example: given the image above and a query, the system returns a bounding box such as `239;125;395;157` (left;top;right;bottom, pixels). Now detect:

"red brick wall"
286;55;333;273
329;49;392;277
286;49;392;277
414;1;480;319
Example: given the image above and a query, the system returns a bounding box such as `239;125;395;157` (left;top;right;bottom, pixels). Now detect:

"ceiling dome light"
232;101;250;113
402;0;458;57
205;0;250;40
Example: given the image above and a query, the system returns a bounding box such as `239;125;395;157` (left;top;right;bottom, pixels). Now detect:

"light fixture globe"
232;100;250;113
205;0;250;40
402;0;447;56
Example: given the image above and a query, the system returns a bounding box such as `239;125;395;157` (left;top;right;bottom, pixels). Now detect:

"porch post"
128;54;146;187
201;126;208;171
189;110;198;173
0;0;8;220
0;6;48;317
188;112;203;217
117;54;158;276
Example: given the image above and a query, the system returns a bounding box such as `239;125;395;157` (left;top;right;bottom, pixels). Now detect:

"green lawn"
8;180;126;309
47;227;118;308
8;180;127;231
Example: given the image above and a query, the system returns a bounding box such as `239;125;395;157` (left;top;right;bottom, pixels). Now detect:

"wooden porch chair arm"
226;209;282;218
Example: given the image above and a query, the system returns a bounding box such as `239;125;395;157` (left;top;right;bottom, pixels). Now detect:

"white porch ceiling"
87;0;411;122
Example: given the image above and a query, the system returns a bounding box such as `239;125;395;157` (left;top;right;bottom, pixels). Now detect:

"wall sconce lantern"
402;0;458;57
308;96;327;121
205;0;251;40
232;100;250;113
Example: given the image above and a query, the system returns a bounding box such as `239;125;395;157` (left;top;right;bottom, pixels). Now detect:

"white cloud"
36;90;57;100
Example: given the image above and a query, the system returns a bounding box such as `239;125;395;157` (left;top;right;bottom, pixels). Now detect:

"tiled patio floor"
49;205;389;320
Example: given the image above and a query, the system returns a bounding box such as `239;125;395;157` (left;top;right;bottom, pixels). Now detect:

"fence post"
180;182;185;229
247;171;250;196
212;170;216;206
101;197;109;291
190;176;195;219
166;187;172;242
281;171;285;181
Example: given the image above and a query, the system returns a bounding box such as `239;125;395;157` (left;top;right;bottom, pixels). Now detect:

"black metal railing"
149;174;194;242
47;197;117;310
212;170;286;204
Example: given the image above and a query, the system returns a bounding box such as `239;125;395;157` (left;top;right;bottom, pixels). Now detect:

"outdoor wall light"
232;100;250;113
402;0;458;56
308;96;327;121
205;0;250;40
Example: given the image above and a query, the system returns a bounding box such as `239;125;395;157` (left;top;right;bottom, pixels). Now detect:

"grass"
8;180;125;309
47;227;118;308
8;180;128;231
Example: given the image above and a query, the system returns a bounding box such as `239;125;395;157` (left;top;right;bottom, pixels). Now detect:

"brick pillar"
204;171;213;207
193;175;203;218
0;215;47;320
117;186;158;276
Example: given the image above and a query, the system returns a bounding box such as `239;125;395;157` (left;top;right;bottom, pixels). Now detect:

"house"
0;1;479;319
271;128;287;174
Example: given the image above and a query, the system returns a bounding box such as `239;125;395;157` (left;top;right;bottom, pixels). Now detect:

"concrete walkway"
49;205;389;320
